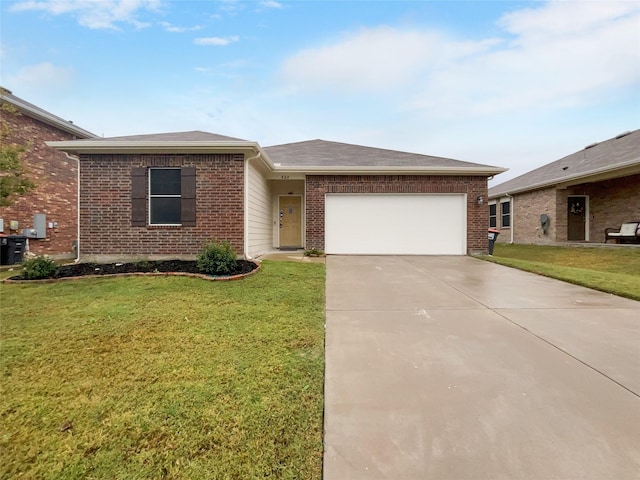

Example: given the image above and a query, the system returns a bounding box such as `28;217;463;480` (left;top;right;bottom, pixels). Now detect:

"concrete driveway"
324;255;640;480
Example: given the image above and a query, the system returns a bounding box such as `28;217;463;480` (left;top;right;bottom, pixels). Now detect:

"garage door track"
324;255;640;480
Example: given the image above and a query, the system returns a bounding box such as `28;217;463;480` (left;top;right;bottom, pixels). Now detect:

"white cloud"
10;0;161;29
194;35;239;46
160;21;201;33
260;0;282;9
6;62;74;90
282;26;500;92
280;1;640;118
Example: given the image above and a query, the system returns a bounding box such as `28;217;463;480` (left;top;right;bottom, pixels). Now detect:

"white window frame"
149;168;182;226
500;198;511;228
489;201;497;228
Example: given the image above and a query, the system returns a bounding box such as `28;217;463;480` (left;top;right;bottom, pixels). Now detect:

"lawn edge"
475;254;640;302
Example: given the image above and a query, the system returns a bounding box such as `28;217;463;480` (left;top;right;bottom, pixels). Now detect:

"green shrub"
21;255;59;280
196;239;238;275
304;248;325;257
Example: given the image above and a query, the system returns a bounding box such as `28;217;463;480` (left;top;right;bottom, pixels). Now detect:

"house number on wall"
280;175;290;180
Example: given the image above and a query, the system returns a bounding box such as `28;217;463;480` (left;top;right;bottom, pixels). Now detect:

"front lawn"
0;261;325;479
483;243;640;301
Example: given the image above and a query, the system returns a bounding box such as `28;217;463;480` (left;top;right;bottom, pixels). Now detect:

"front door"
279;196;302;248
567;196;587;241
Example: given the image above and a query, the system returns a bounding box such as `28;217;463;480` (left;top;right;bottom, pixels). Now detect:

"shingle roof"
489;129;640;197
0;87;97;139
95;130;248;142
264;139;498;169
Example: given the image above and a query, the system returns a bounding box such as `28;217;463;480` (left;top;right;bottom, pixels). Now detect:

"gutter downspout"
63;152;81;262
243;151;262;260
506;193;514;244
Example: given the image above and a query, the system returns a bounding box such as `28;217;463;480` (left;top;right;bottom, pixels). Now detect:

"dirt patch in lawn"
6;260;259;282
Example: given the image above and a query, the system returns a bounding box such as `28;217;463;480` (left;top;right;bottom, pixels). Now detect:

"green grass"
483;243;640;301
0;261;325;479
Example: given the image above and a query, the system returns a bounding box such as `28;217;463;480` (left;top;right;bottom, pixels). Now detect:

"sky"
1;0;639;186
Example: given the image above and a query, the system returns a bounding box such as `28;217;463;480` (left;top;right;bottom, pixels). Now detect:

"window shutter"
131;167;147;227
181;167;196;226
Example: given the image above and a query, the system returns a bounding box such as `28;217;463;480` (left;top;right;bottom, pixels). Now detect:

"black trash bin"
0;235;27;265
488;228;500;255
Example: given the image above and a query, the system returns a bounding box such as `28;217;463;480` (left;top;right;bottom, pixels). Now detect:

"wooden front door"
567;196;587;241
279;196;302;247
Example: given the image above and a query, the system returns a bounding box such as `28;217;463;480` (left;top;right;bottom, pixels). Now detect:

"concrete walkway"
324;255;640;480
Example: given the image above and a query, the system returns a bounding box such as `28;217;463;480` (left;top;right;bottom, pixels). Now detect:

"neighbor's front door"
279;196;302;247
567;196;587;241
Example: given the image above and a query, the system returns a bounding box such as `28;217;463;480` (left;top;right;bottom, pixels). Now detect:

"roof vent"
615;131;631;139
584;142;598;149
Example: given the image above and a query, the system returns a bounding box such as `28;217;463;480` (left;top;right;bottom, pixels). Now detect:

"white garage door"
325;194;466;255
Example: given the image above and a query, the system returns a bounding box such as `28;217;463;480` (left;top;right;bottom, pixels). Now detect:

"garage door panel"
325;194;466;255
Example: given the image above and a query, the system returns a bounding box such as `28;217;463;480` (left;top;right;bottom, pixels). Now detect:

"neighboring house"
0;88;97;258
488;129;640;245
48;131;506;262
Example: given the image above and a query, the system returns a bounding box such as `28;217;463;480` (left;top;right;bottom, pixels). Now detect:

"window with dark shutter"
132;167;197;226
501;201;511;228
489;203;497;228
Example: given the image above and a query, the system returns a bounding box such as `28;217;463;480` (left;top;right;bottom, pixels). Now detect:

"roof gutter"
271;165;507;176
46;140;268;156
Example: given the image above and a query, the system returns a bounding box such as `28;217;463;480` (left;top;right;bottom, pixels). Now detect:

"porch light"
476;195;485;205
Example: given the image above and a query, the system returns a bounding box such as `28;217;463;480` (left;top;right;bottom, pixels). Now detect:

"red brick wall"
79;153;244;261
502;174;640;245
567;174;640;242
0;107;81;258
506;187;558;244
305;175;488;254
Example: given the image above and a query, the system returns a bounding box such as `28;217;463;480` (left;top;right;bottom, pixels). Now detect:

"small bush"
304;248;325;257
21;255;59;280
196;239;238;275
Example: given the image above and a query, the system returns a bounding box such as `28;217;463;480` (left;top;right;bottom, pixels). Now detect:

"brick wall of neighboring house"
0;108;80;258
305;175;488;254
79;153;244;261
566;173;640;243
497;173;640;245
507;187;558;244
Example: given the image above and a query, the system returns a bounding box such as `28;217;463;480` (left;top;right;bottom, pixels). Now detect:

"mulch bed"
7;260;258;282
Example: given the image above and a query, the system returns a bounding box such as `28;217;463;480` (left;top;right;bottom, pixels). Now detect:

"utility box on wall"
33;213;46;239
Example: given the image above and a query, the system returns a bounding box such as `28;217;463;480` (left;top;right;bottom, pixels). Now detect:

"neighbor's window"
501;201;511;228
489;203;497;228
149;168;182;224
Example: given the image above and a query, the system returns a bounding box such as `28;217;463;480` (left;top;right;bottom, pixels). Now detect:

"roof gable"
96;131;249;142
490;129;640;197
265;139;500;170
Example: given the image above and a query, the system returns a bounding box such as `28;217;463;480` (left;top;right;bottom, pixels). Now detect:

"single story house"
0;88;97;258
49;131;506;261
488;129;639;245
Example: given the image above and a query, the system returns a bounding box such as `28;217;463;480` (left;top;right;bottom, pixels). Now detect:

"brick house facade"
50;132;505;261
490;130;640;245
0;90;96;258
80;153;245;260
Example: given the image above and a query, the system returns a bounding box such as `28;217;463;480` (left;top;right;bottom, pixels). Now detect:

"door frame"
567;195;589;242
277;195;304;248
